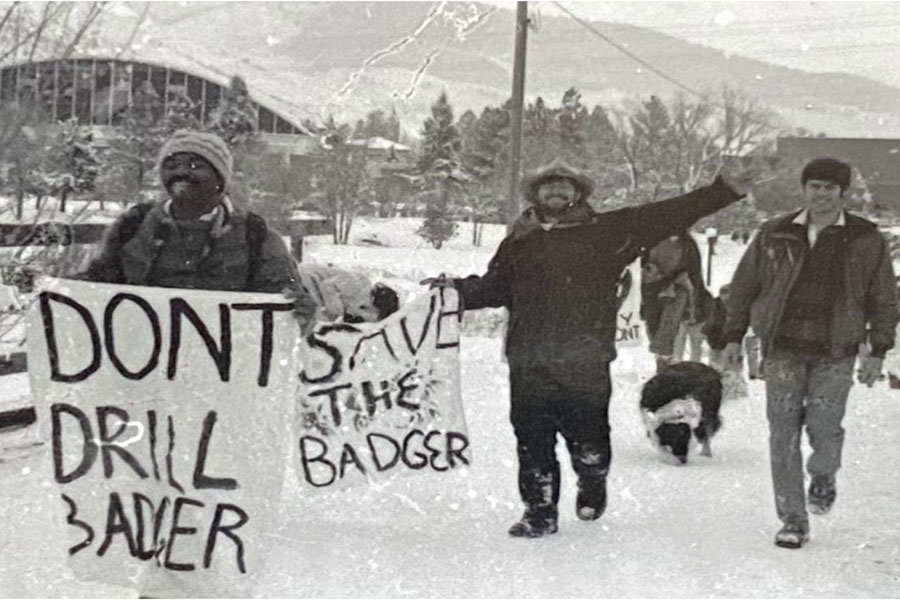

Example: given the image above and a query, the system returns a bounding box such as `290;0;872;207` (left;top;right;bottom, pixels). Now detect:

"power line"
552;1;706;101
576;10;900;33
550;2;786;135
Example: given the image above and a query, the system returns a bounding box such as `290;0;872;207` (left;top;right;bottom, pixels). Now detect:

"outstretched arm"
451;237;515;311
606;175;744;263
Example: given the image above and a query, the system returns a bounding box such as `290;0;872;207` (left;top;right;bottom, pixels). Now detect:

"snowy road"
2;337;900;598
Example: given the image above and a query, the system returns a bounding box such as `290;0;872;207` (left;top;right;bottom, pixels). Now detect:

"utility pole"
507;1;528;230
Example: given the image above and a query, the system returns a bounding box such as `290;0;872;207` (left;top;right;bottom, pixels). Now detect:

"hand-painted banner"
296;287;469;491
26;278;297;598
617;260;645;347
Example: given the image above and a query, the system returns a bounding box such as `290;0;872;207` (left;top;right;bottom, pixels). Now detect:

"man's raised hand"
717;167;754;200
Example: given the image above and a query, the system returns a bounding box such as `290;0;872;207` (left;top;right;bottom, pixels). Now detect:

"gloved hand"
716;168;753;199
419;274;456;289
857;355;884;387
722;342;744;370
283;287;318;337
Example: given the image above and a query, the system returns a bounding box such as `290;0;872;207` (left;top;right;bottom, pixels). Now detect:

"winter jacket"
724;209;899;358
77;200;303;294
297;264;375;322
644;271;693;356
644;232;712;324
454;176;742;369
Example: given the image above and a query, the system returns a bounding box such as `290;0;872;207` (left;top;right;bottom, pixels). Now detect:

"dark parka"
723;209;899;358
78;201;304;294
454;176;743;376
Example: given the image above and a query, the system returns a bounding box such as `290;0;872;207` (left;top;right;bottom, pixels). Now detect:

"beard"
536;197;574;217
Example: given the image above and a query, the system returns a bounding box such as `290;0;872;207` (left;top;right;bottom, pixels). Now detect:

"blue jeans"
763;349;855;527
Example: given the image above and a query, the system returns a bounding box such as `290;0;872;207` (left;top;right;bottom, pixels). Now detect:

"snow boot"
774;522;809;549
808;476;836;515
575;476;607;521
508;506;559;538
511;467;559;538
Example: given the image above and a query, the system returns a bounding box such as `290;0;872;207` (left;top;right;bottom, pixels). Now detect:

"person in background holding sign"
72;129;317;330
640;232;711;372
424;160;748;538
722;158;898;549
675;229;714;361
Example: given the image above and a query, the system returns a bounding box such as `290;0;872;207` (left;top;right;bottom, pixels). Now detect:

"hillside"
86;2;900;137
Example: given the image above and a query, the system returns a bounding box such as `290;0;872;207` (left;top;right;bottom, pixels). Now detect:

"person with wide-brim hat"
521;160;594;206
423;164;750;539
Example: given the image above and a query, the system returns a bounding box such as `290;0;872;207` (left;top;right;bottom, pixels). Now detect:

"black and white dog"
640;362;723;465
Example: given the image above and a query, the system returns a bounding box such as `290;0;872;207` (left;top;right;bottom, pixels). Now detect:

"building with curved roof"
0;56;317;155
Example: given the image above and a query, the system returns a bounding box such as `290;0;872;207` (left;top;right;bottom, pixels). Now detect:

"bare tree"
611;88;782;201
0;2;108;65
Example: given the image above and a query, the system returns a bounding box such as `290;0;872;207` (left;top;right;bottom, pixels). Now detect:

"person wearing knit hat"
73;129;317;333
158;129;234;220
722;157;898;549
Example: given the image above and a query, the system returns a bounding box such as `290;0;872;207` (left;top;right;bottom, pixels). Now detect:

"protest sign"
616;260;645;347
296;287;470;491
26;278;298;598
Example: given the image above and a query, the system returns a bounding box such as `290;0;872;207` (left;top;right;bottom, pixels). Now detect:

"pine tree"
584;104;627;204
38;119;100;213
207;76;262;206
460;106;507;245
522;96;561;173
352;108;401;141
558;87;586;154
417;92;461;249
209;75;257;149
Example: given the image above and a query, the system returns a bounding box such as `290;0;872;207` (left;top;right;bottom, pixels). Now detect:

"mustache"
166;174;198;187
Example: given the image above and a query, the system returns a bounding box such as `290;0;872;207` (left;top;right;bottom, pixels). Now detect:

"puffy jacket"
455;176;742;367
724;210;899;358
78;201;303;294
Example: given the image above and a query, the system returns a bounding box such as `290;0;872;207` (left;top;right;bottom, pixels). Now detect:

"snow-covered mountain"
82;1;900;137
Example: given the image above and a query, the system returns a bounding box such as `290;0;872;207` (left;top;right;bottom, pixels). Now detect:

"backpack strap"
114;203;269;289
117;202;156;245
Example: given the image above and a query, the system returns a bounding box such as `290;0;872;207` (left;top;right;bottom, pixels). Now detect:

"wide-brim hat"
522;160;594;203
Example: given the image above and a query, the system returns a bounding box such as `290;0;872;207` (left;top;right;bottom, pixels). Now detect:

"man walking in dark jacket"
426;161;746;538
723;158;898;549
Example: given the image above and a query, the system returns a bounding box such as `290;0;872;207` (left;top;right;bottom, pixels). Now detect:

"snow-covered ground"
2;217;900;598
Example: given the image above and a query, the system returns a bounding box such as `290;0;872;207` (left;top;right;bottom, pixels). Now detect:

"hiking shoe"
808;477;837;515
774;523;809;549
508;511;559;538
576;477;607;521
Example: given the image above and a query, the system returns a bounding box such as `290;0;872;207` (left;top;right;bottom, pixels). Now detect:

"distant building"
777;137;900;212
0;57;318;161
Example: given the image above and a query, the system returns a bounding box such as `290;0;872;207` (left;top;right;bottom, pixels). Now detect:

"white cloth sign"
26;278;297;598
616;260;645;347
295;287;470;491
